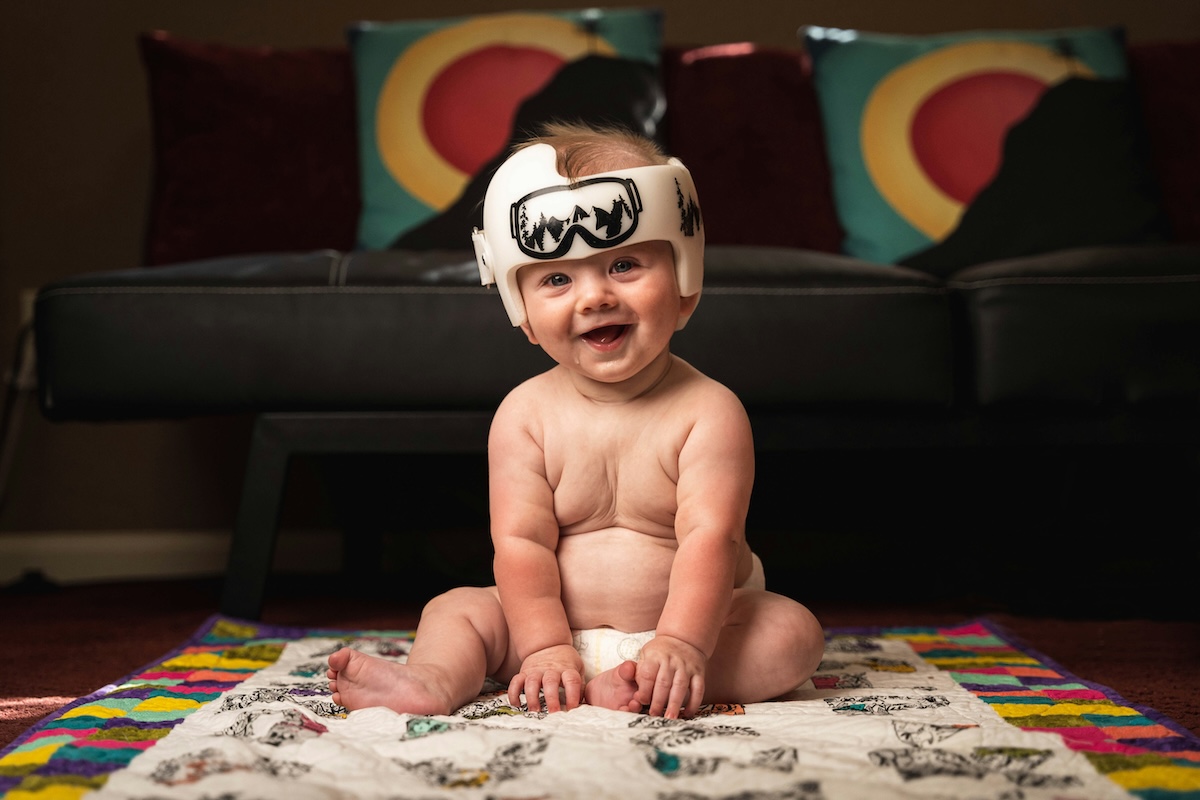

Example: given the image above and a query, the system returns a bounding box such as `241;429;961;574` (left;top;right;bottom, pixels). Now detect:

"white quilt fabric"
89;633;1131;799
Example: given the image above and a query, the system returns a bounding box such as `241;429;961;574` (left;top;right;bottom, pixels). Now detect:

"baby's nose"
576;275;616;311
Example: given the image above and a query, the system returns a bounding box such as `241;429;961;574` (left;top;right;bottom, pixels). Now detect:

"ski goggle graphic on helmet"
474;142;704;328
511;176;643;260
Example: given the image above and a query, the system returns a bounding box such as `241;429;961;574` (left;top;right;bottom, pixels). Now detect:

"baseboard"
0;528;343;586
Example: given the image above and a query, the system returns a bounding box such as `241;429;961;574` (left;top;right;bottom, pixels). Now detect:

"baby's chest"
550;445;680;526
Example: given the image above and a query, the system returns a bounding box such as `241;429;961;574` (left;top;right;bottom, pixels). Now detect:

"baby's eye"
543;273;570;287
611;260;634;274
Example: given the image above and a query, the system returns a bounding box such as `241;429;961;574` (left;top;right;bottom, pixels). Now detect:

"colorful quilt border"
2;616;1197;798
832;622;1200;796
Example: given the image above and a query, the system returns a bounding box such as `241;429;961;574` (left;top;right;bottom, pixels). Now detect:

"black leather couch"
34;239;1200;616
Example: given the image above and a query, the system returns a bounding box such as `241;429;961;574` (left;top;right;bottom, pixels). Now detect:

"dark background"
1;1;1197;604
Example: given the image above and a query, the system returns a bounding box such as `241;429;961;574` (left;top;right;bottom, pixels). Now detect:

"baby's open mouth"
582;324;629;345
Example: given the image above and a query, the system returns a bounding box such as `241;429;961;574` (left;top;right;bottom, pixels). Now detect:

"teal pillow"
802;26;1164;270
350;9;663;251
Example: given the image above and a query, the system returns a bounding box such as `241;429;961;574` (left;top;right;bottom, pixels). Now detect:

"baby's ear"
519;321;540;345
675;292;701;331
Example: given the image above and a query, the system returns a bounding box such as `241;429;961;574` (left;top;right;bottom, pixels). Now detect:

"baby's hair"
515;120;669;181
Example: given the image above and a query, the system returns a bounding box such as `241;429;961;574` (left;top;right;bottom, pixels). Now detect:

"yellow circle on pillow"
861;41;1093;240
377;15;616;210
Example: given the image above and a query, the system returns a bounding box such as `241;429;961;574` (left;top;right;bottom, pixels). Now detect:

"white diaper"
572;628;656;684
571;552;766;683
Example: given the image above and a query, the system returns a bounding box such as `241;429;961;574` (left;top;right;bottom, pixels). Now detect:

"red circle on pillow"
423;45;566;177
910;71;1046;205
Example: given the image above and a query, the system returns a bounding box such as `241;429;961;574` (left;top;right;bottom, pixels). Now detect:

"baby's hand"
634;635;707;719
508;644;584;713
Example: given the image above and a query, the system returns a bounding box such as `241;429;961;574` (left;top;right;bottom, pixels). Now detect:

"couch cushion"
34;247;955;421
34;251;546;420
802;26;1168;274
950;244;1200;409
678;247;954;408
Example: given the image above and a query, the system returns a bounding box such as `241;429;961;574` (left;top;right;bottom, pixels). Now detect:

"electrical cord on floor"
0;321;36;513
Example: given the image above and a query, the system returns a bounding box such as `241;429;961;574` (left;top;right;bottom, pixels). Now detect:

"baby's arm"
638;385;755;717
489;392;584;712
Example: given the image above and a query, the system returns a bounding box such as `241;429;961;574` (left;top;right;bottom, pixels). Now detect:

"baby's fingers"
541;672;563;712
523;673;548;712
539;670;583;712
681;673;705;719
508;672;549;711
633;661;661;708
658;669;695;719
636;662;701;718
642;663;678;717
507;672;527;709
561;670;584;710
508;671;582;713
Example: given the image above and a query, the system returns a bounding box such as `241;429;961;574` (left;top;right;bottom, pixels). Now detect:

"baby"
328;122;824;718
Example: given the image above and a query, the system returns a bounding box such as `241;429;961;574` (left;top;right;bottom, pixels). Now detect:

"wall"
1;0;1197;577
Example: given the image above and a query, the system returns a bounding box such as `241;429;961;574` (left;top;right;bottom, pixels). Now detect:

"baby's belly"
557;527;676;632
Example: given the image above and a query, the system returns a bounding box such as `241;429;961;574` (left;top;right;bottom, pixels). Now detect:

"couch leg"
221;414;290;619
218;410;496;619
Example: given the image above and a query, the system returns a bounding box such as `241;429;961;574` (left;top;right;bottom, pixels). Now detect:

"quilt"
2;616;1198;799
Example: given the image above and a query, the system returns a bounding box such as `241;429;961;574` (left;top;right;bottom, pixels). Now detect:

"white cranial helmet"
472;142;703;328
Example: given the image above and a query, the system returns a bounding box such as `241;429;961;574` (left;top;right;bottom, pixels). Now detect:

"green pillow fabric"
350;9;663;251
802;26;1166;272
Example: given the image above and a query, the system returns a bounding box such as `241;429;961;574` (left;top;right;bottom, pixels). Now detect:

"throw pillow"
661;44;843;253
349;9;664;251
139;31;360;266
801;25;1169;274
1127;39;1200;244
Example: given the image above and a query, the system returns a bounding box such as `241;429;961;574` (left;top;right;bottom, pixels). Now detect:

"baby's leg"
327;586;510;715
583;661;641;712
704;590;824;704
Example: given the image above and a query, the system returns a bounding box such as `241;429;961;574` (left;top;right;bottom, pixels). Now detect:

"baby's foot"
583;660;641;712
326;647;453;715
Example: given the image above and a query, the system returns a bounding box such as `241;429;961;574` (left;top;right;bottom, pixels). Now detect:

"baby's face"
515;241;696;385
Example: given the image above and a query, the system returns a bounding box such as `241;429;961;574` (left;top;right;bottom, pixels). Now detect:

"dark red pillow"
140;31;360;265
661;44;843;254
1128;39;1200;243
